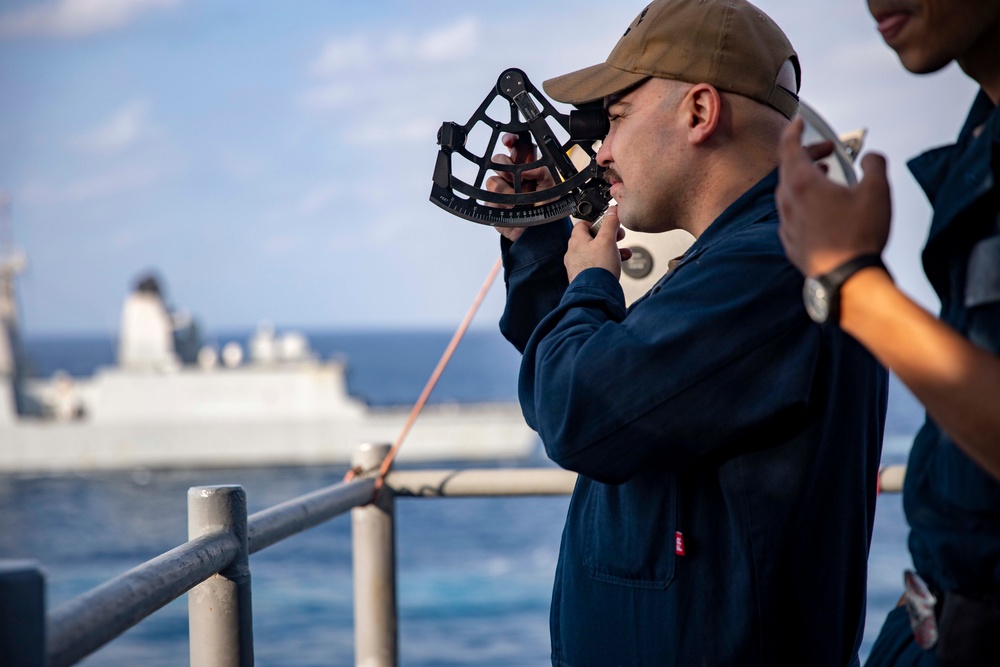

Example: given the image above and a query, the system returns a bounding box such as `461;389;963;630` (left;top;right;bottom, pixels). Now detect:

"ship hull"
1;364;539;472
0;403;538;472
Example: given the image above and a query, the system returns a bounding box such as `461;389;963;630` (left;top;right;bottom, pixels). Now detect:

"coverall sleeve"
498;219;574;353
516;225;822;484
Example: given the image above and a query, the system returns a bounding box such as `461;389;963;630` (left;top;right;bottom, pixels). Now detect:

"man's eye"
608;114;621;123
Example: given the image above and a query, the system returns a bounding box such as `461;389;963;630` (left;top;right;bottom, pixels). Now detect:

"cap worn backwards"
543;0;800;120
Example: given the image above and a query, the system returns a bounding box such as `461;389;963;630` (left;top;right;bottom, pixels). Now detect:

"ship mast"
0;191;26;379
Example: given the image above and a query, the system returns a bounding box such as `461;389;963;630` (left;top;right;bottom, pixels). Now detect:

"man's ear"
684;84;721;145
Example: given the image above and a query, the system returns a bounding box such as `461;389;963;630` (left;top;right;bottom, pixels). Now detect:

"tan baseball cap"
543;0;800;119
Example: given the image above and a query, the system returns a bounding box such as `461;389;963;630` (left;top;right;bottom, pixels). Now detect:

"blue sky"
0;0;980;336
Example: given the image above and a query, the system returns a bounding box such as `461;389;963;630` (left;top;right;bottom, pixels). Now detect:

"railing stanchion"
352;443;397;667
188;485;253;667
0;561;45;667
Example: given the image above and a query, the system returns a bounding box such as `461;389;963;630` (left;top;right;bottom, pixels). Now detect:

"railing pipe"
879;465;906;494
248;477;376;554
384;466;907;498
25;458;902;667
0;560;46;667
188;485;253;667
47;531;239;667
352;443;397;667
386;468;577;497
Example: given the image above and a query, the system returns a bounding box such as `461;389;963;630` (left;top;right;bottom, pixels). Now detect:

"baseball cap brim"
543;63;650;106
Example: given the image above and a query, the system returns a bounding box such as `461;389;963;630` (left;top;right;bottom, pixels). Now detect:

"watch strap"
818;253;888;324
821;254;887;293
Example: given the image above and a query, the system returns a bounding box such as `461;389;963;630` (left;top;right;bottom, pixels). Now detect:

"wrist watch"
803;254;887;324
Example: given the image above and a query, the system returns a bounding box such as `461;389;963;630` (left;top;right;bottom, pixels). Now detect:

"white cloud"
299;17;486;129
414;18;477;62
261;234;304;257
74;100;150;153
298;184;341;217
311;35;373;76
298;82;359;111
218;152;268;181
111;228;141;249
19;165;158;205
65;165;157;200
347;117;438;147
308;16;480;77
0;0;183;39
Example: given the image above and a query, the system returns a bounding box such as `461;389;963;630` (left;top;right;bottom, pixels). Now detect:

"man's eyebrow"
604;97;629;113
603;79;648;111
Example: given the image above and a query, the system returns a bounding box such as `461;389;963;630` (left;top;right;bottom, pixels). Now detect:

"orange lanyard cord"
344;256;504;499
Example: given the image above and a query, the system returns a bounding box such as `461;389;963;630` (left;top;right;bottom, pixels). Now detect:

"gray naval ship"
0;251;538;473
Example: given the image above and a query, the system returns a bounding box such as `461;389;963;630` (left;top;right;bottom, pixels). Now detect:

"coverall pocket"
583;477;677;589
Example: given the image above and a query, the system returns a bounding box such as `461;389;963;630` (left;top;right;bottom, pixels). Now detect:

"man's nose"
596;139;612;168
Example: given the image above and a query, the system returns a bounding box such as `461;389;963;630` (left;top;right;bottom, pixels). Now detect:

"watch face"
803;277;830;323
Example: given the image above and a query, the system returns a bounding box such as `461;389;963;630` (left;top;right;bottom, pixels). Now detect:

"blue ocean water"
1;329;923;666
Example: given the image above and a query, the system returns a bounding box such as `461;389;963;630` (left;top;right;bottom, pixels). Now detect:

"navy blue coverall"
500;172;888;666
866;92;1000;667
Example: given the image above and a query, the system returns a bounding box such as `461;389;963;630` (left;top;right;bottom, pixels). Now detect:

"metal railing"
0;445;905;667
